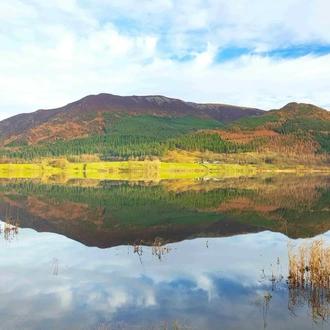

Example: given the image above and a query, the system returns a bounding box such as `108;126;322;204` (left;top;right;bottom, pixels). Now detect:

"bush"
49;158;69;169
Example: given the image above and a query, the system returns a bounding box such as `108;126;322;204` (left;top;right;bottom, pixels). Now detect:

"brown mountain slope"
268;102;330;120
0;93;264;144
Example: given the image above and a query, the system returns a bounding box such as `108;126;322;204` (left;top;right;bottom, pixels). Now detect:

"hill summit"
0;93;264;145
268;102;330;120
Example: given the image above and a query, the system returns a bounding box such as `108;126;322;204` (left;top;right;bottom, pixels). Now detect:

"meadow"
0;159;328;181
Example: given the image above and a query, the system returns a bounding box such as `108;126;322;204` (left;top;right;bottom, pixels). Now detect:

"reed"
151;237;172;261
133;238;172;261
288;239;330;322
0;220;18;242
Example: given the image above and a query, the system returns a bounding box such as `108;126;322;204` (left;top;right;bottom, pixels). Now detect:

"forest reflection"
0;174;330;247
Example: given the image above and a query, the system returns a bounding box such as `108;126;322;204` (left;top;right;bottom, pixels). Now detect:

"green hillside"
0;102;330;165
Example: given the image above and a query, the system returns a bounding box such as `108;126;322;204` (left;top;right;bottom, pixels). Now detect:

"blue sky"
1;0;330;119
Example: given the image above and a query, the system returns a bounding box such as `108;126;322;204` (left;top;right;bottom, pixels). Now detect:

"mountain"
216;102;330;162
0;93;264;146
0;96;329;165
269;102;330;120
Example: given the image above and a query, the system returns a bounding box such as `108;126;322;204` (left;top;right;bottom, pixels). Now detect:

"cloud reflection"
0;222;326;329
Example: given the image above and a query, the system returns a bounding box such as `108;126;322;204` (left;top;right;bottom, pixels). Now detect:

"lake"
1;174;330;329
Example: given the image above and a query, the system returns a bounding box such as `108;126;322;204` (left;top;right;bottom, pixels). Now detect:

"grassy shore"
0;160;329;180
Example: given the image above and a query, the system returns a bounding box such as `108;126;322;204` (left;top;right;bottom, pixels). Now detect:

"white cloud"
1;0;330;118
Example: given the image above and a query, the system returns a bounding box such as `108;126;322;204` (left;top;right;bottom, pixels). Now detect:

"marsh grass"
3;221;18;241
0;210;19;242
250;292;273;330
133;237;172;262
288;239;330;322
151;237;172;261
250;260;285;330
288;239;330;289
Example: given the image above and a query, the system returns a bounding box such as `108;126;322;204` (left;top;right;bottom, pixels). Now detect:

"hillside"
269;102;330;120
0;97;330;165
0;93;263;146
219;102;330;161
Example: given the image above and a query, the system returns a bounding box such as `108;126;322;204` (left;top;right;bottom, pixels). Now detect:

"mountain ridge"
0;93;264;144
1;94;330;164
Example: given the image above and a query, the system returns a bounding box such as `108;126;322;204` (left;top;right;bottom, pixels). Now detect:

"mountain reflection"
0;175;330;248
1;226;330;329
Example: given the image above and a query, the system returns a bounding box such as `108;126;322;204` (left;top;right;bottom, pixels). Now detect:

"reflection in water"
0;220;19;242
132;238;172;273
250;292;273;330
249;238;330;328
52;257;59;276
250;261;285;330
1;175;330;328
0;175;330;248
134;238;172;262
1;224;330;329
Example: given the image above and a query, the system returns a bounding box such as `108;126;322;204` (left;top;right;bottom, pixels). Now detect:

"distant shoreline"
0;160;329;180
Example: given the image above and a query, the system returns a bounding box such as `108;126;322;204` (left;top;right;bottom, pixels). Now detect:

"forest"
1;109;330;163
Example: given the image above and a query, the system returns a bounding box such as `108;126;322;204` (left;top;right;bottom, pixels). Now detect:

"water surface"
1;174;330;329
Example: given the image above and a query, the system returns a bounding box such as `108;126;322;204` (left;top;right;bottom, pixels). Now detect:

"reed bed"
288;239;330;288
288;239;330;322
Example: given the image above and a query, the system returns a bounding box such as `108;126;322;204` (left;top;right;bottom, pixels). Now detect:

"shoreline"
0;160;329;180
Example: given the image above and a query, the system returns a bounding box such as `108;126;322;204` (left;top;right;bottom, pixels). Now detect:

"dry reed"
133;238;171;261
0;219;19;242
288;239;330;322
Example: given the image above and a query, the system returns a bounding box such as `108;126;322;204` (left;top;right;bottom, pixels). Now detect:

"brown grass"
288;239;330;322
217;129;279;144
288;239;330;288
0;219;19;242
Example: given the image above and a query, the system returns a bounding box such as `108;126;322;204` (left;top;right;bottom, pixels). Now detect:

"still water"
1;174;330;329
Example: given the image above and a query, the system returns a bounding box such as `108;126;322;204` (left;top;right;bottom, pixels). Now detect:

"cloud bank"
1;0;330;118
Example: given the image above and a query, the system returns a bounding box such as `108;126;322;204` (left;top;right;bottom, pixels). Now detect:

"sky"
1;0;330;120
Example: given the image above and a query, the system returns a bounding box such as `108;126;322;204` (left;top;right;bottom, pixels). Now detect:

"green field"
0;160;328;181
